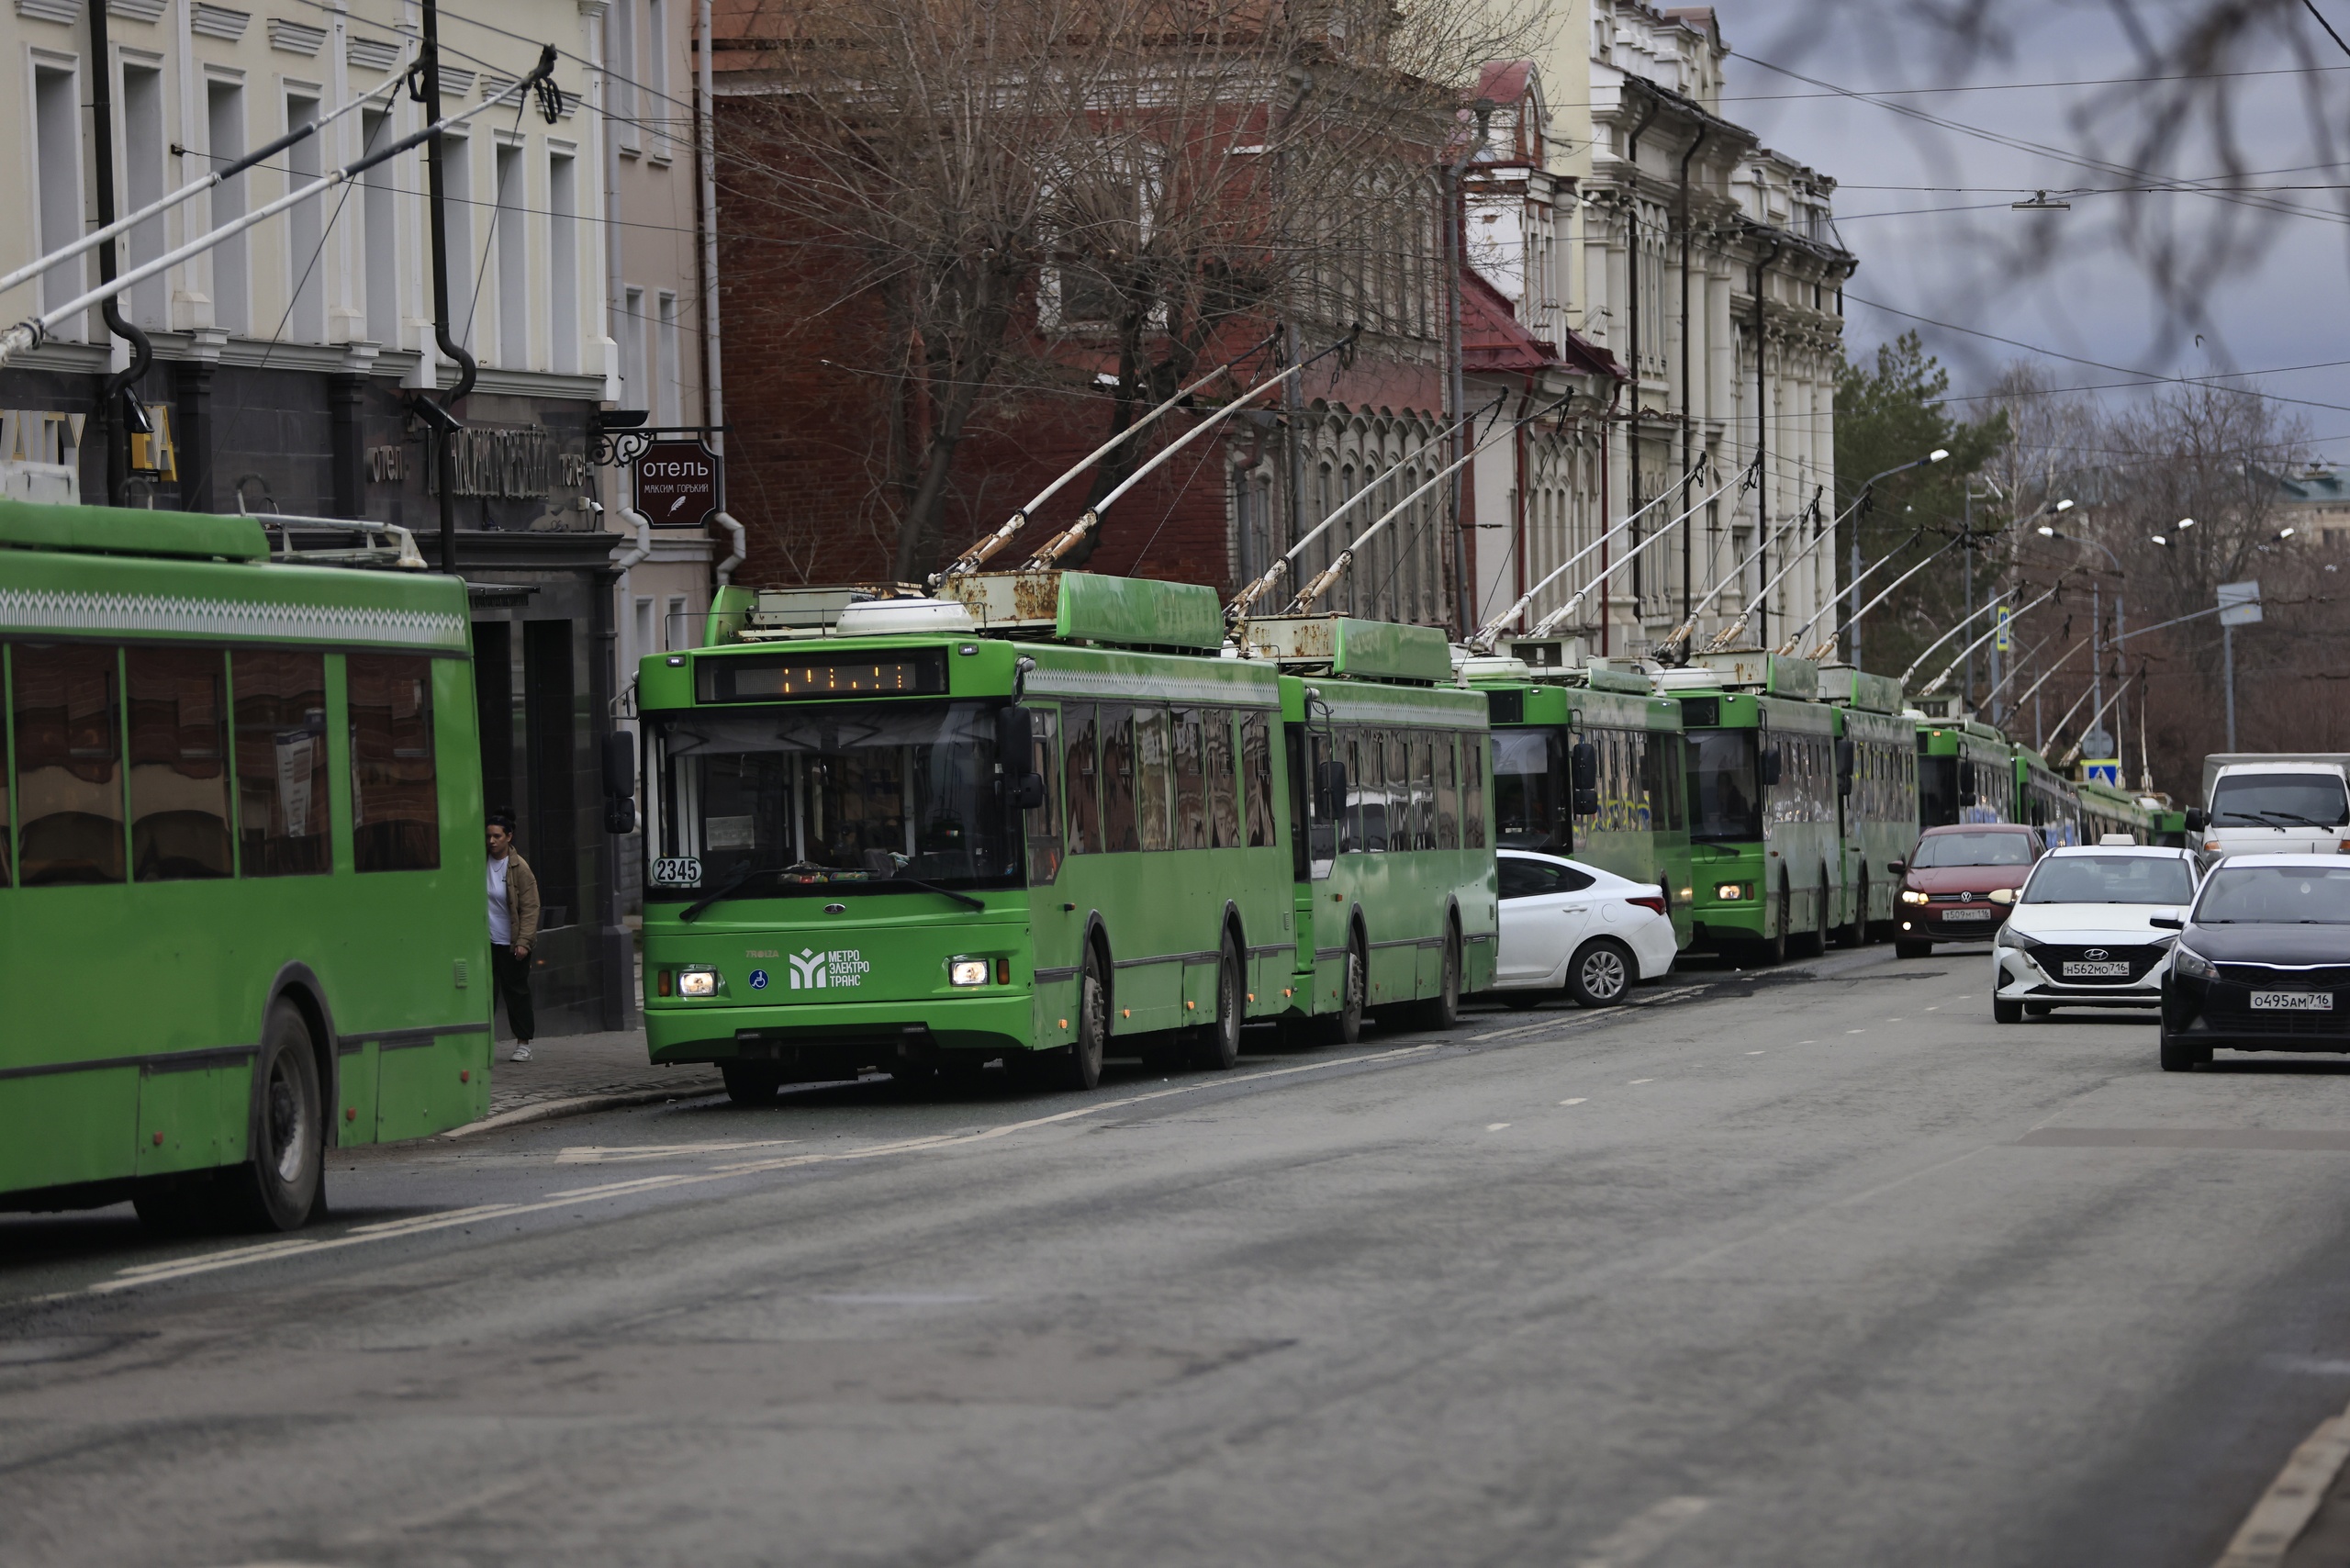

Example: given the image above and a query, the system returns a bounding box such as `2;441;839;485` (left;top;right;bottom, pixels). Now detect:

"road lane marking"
1486;1123;1512;1131
1574;1495;1712;1567
555;1140;796;1164
1845;1029;1866;1035
1559;1098;1588;1105
1746;1051;1764;1056
39;1040;1462;1302
1628;1079;1654;1085
2214;1394;2350;1567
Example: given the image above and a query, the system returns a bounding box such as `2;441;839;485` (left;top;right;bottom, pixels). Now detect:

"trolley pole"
2224;620;2237;750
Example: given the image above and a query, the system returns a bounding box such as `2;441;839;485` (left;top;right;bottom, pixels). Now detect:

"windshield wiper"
880;873;987;912
680;861;772;923
2251;810;2339;829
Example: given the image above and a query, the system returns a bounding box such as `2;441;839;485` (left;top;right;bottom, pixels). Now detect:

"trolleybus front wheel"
1407;924;1462;1031
1326;932;1369;1045
1063;941;1111;1090
722;1061;783;1105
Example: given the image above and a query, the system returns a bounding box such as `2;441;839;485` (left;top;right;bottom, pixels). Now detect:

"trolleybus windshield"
1491;729;1564;850
1687;730;1762;843
651;700;1021;898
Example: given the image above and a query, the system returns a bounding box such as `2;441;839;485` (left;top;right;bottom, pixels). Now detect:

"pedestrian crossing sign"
2085;760;2120;786
1994;605;2011;653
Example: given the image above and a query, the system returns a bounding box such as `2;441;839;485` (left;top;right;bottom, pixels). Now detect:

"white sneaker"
509;1044;532;1062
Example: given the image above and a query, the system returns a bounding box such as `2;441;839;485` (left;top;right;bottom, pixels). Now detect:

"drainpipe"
1750;235;1780;647
1599;376;1621;654
1676;123;1708;631
417;0;476;573
1620;94;1659;611
89;0;154;506
1443;97;1495;635
696;0;730;597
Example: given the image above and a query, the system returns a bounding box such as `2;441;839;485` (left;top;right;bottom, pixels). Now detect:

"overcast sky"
1715;0;2350;459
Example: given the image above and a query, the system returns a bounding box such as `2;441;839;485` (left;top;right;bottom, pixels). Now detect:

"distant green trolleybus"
0;499;490;1230
637;573;1495;1097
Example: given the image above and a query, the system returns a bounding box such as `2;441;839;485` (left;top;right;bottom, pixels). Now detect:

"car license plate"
2062;961;2131;978
1941;908;1995;922
2251;991;2334;1012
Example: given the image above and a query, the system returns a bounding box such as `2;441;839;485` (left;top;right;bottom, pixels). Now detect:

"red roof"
1460;270;1621;380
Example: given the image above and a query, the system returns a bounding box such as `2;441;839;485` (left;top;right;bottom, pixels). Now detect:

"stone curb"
443;1084;725;1139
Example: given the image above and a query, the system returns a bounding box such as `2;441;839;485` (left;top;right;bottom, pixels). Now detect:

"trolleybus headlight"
1714;882;1751;902
1900;889;1930;905
950;959;990;987
678;967;720;998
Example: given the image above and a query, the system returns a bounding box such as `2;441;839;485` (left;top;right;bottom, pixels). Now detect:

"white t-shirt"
487;854;512;946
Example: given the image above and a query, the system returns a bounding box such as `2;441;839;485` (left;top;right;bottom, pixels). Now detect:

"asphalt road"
11;945;2350;1567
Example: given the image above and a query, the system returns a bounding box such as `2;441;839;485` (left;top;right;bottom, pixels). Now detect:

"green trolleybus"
638;573;1495;1098
0;499;490;1230
1661;652;1847;962
1917;719;2017;828
2076;776;2158;844
1821;665;1919;944
1462;645;1694;946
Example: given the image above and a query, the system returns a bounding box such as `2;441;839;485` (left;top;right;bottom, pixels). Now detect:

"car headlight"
949;958;990;987
2172;945;2216;981
1900;888;1930;905
1996;925;2042;950
677;966;720;998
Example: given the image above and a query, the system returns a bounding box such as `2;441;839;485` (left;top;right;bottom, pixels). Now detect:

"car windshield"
1912;831;2033;868
1687;729;1760;843
2195;864;2350;924
2022;855;2194;905
650;700;1019;899
2209;773;2350;827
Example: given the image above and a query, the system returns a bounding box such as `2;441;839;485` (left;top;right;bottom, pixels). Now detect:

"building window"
496;141;529;368
361;108;399;345
120;62;167;330
206;79;247;336
665;594;688;650
656;290;680;424
442;133;475;349
285;93;324;343
646;0;671;157
549;150;578;374
621;285;645;410
34;62;85;340
610;0;640;152
633;597;655;669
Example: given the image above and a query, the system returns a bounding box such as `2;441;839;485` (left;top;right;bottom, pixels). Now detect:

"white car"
1991;844;2201;1024
1493;850;1679;1008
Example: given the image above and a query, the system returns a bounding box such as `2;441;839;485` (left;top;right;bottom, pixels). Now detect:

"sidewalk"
463;1029;725;1134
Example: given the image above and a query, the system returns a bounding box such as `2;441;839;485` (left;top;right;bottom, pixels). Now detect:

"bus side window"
1097;703;1137;852
1171;707;1208;850
1064;701;1099;855
1134;704;1171;852
1437;734;1460;850
232;649;330;876
1412;734;1434;851
1463;737;1487;849
127;645;233;881
12;642;124;886
1208;709;1244;850
1244;712;1277;851
1338;730;1361;855
1386;731;1409;851
1024;707;1061;885
348;654;441;872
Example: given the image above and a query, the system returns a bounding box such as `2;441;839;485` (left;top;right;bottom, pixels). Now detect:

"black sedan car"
2156;856;2350;1070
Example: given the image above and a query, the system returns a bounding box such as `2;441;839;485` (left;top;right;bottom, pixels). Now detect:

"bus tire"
1748;881;1789;967
225;1000;326;1233
1837;875;1867;948
1326;930;1369;1045
1566;938;1634;1008
1192;929;1245;1070
1791;871;1830;958
1409;923;1463;1032
1065;941;1110;1090
722;1061;782;1105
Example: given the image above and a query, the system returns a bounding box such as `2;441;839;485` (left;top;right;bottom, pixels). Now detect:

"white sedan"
1991;843;2200;1024
1492;849;1679;1007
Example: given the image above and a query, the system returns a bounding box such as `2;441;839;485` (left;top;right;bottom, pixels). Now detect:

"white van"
2193;755;2350;857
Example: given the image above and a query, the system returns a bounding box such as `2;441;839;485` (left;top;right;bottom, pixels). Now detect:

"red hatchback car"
1894;824;2046;958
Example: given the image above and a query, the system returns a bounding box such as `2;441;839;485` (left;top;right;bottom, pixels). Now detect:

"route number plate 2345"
652;857;703;888
2251;991;2333;1012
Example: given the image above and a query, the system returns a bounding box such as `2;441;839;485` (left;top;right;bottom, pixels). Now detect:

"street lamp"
1845;447;1951;666
2150;516;2194;546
